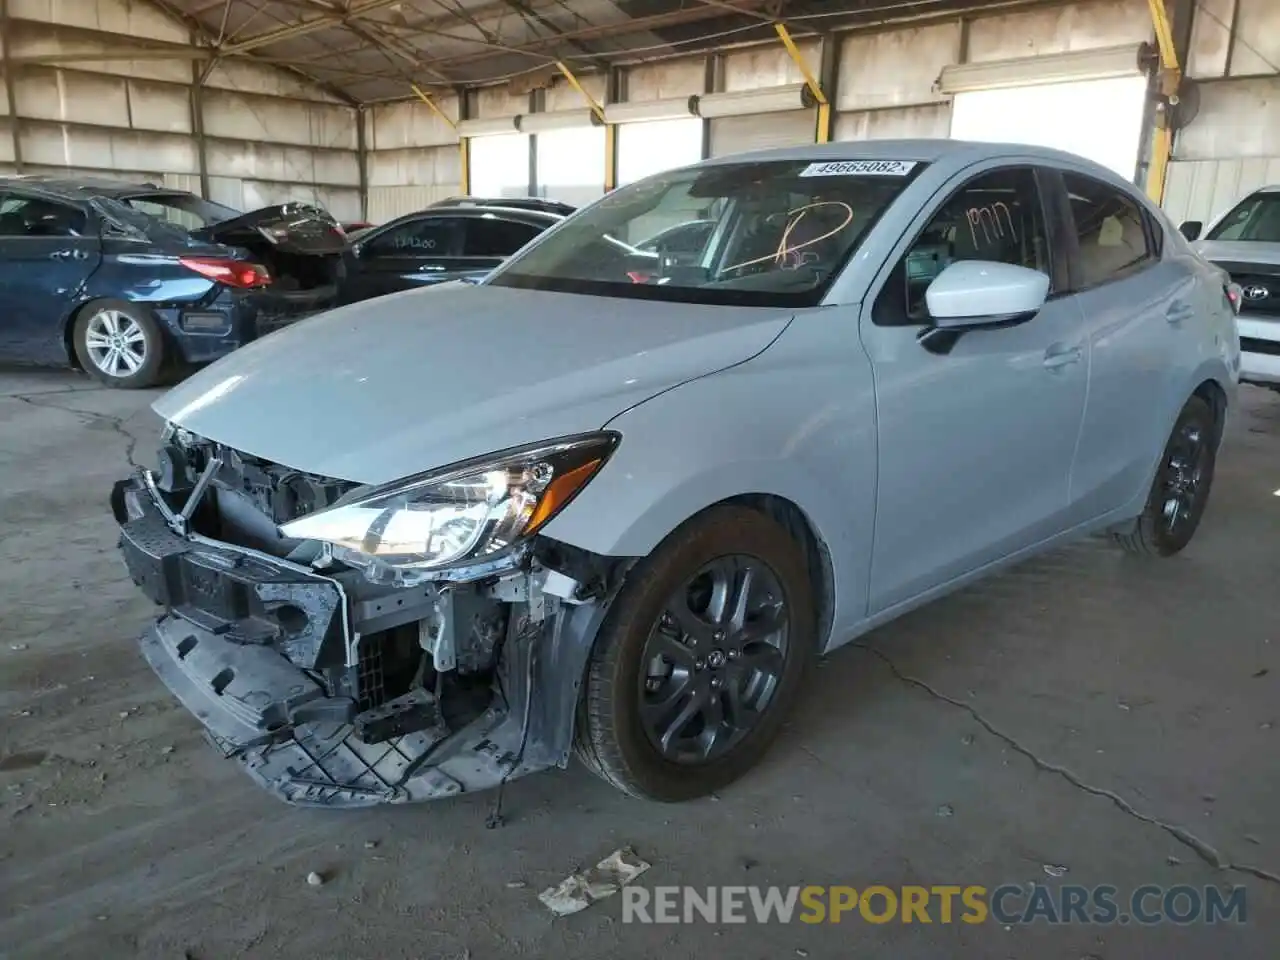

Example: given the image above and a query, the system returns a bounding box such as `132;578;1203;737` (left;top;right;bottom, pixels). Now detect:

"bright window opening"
469;133;530;198
617;118;704;186
536;126;607;208
949;76;1149;181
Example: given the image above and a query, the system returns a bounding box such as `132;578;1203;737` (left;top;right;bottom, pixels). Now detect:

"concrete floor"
1;367;1277;960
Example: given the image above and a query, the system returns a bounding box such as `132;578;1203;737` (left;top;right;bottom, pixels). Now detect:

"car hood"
153;285;792;484
1194;240;1280;268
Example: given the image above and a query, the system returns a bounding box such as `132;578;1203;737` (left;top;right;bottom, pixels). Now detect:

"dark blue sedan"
0;177;346;388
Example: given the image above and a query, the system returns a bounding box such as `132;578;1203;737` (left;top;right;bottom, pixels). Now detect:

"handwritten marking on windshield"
722;201;854;274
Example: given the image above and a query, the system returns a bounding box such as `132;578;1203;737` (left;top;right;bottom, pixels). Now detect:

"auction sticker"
799;159;917;177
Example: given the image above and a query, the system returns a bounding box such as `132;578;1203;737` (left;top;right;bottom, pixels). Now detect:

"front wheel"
73;301;166;389
574;506;817;801
1113;395;1217;557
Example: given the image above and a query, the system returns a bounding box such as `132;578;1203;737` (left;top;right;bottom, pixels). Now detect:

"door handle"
1043;345;1083;370
49;249;88;261
1166;301;1194;325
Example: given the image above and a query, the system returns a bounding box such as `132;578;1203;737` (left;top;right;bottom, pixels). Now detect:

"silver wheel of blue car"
73;301;165;389
85;309;147;377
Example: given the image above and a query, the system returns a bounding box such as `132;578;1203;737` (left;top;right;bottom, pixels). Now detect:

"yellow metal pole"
555;60;613;190
775;22;829;144
409;83;468;195
410;83;458;129
603;123;617;192
554;61;606;122
1143;0;1181;204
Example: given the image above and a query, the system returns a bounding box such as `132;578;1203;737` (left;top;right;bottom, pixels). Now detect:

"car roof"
702;137;1139;179
435;195;574;212
0;175;183;202
406;204;563;224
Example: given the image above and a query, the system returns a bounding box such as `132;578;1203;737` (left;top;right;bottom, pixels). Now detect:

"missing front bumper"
140;616;516;806
115;471;584;808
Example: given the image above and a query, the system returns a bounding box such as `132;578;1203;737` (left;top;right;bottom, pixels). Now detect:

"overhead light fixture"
694;83;815;119
603;97;698;124
456;116;520;138
517;109;603;134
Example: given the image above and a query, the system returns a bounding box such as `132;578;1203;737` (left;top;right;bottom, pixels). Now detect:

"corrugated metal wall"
366;94;461;223
1;0;362;221
612;0;1157;174
5;0;1266;228
1165;0;1280;225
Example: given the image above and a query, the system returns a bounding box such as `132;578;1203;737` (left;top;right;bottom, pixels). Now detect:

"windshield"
1206;191;1280;242
487;158;922;307
116;193;241;231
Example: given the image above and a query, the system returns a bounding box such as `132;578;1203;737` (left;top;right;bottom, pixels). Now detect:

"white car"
1181;186;1280;390
114;140;1238;809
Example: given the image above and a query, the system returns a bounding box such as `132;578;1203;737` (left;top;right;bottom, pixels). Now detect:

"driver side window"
875;166;1050;326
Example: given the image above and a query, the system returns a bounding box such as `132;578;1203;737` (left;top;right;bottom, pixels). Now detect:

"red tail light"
179;257;271;289
1225;282;1243;315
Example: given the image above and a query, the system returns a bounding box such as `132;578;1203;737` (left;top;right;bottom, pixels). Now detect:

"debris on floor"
936;803;954;818
538;847;651;917
1042;864;1068;877
0;750;49;772
306;871;325;887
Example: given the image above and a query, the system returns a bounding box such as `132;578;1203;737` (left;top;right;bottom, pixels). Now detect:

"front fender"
538;309;877;643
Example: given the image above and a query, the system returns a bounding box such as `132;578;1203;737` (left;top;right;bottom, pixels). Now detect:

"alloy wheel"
1160;421;1209;535
84;309;148;378
638;554;790;764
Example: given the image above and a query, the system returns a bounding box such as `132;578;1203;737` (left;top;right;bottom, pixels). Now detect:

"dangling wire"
485;619;540;829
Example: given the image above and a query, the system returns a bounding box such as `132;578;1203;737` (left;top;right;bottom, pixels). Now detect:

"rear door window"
364;216;464;258
463;217;543;257
0;194;88;238
1061;173;1154;290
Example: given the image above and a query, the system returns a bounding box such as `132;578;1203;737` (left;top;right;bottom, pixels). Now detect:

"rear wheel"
1113;395;1217;557
73;301;165;389
574;506;816;801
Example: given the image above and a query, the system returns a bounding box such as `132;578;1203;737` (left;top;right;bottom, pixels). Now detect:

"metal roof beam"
219;0;405;55
422;0;776;72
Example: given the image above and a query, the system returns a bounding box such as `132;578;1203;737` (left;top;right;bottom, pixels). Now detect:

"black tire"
574;505;817;801
1113;395;1217;557
72;300;166;389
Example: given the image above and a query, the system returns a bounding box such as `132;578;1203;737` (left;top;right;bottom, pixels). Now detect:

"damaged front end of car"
111;426;628;808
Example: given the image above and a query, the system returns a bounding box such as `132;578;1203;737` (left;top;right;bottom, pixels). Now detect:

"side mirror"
924;260;1050;329
1179;220;1203;242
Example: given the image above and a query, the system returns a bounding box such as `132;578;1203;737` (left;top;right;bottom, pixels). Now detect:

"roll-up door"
708;110;815;158
940;44;1151;180
469;132;530;198
616;118;703;185
534;125;606;207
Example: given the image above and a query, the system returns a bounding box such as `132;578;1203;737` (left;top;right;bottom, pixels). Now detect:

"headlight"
280;432;618;583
